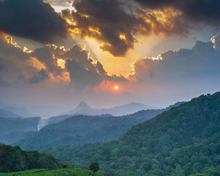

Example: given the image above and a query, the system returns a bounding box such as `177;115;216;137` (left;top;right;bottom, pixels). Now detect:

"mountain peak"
76;101;90;110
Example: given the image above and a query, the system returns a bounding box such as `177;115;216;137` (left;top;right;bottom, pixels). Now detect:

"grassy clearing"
0;169;103;176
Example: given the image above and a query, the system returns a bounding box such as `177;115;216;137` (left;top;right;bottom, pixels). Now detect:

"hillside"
15;102;181;151
0;144;61;173
15;109;164;150
47;92;220;176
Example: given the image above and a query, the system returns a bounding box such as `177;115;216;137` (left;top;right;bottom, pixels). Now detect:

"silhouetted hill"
60;101;95;115
60;101;158;116
46;92;220;175
99;102;157;116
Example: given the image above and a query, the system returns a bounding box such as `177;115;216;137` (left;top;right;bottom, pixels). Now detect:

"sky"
0;0;220;112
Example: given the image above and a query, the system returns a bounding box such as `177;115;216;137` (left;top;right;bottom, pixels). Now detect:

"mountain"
15;102;182;151
45;92;220;176
100;102;158;116
61;101;158;116
61;101;98;116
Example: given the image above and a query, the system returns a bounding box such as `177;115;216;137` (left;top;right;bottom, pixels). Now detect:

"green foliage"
90;162;99;172
15;108;166;150
0;144;62;173
0;169;103;176
63;164;68;168
43;92;220;175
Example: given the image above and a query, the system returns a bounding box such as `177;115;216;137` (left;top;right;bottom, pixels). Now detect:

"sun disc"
114;85;119;90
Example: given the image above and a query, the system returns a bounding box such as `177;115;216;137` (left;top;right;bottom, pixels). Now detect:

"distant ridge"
60;101;159;116
15;101;183;151
60;101;93;115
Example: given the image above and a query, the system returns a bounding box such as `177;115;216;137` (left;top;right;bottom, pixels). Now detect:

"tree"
90;162;99;172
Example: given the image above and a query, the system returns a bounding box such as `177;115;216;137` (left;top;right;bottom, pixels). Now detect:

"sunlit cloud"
0;33;128;92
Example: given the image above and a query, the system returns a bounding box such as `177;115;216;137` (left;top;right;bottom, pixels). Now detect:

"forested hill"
15;102;183;151
51;92;220;175
0;144;62;173
15;109;164;150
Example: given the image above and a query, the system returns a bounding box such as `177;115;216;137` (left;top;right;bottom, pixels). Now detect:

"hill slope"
15;109;164;150
0;144;61;173
15;102;181;151
49;92;220;176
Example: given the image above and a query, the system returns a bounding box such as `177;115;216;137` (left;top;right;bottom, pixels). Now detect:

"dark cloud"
0;0;68;43
66;59;102;89
0;34;49;85
63;0;139;56
20;69;49;84
0;33;128;89
58;43;128;89
130;35;220;88
33;47;63;76
42;43;129;88
96;61;107;75
104;74;129;83
62;0;187;57
134;0;220;26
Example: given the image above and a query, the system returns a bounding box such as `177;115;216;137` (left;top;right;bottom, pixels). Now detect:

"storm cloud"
0;34;49;86
130;34;220;92
134;0;220;26
62;0;188;57
43;43;129;89
0;0;68;43
0;33;128;90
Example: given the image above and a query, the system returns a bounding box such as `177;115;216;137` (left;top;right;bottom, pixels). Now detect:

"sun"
114;85;119;90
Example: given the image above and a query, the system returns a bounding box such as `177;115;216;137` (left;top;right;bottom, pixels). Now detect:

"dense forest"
14;108;166;150
0;143;62;173
42;92;220;176
2;93;220;175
